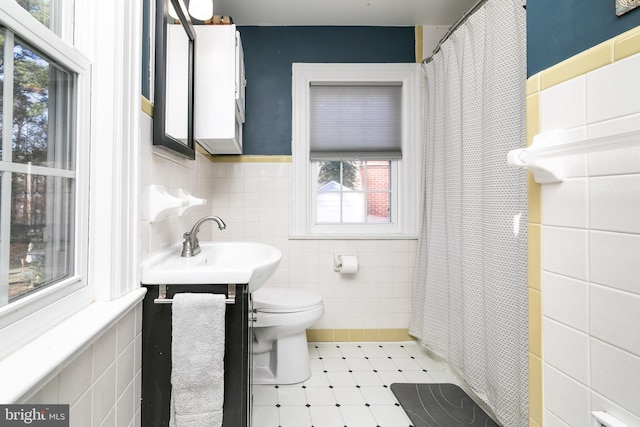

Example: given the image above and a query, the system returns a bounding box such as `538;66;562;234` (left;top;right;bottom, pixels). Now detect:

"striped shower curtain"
409;0;528;426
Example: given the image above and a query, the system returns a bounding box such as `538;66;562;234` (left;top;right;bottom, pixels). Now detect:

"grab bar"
153;283;236;304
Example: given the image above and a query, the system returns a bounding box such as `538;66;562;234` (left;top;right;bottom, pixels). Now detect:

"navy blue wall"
528;0;640;76
237;26;415;155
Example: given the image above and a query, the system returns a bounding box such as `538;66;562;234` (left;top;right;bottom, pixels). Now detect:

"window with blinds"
309;83;402;160
291;63;420;237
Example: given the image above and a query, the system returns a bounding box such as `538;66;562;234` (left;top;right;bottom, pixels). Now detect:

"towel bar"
153;284;236;304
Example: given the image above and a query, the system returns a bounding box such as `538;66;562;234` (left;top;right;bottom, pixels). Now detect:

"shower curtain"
409;0;528;426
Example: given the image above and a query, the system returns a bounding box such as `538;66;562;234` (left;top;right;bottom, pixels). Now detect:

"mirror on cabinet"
153;0;196;159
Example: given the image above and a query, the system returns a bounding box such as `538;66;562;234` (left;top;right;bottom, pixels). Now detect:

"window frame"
292;63;421;238
0;1;92;358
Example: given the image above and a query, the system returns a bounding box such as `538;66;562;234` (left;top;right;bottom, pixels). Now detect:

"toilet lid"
253;288;323;312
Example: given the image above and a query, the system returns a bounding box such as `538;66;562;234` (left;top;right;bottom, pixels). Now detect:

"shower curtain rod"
421;0;488;65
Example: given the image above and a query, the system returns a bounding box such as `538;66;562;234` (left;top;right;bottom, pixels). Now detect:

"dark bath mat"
390;383;500;427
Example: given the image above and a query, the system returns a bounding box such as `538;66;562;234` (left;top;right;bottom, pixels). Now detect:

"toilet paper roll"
337;255;358;274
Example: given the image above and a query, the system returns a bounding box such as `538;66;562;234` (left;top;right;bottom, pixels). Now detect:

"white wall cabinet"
194;25;246;154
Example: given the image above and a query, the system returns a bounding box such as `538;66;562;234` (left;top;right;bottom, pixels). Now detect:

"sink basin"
141;241;282;292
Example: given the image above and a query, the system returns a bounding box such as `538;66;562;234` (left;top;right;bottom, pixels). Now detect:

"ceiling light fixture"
188;0;214;21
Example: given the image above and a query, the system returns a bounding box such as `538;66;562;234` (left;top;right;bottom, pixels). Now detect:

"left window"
0;0;90;350
1;30;75;304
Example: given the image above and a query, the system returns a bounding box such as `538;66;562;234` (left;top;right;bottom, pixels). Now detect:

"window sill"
0;287;147;403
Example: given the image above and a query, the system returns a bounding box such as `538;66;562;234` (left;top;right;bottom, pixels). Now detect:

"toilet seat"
253;288;323;313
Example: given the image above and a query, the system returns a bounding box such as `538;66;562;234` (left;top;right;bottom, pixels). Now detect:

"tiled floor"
251;341;459;427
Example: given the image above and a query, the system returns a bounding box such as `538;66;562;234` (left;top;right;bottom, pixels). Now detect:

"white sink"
141;241;281;292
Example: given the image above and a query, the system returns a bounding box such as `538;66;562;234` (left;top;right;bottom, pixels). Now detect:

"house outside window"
315;160;392;224
292;63;421;238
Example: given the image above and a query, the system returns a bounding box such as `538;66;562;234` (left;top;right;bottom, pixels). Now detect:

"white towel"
170;293;226;427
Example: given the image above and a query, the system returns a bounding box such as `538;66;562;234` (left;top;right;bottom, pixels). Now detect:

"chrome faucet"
181;215;226;257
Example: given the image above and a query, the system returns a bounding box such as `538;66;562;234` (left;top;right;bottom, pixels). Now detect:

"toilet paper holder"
333;254;358;273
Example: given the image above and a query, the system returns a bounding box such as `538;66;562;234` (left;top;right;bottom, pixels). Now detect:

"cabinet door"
194;25;243;154
235;31;246;123
141;284;250;427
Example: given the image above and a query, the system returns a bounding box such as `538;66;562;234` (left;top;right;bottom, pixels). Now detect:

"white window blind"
309;83;402;160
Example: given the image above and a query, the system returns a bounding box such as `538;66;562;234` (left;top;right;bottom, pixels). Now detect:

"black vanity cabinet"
141;284;252;427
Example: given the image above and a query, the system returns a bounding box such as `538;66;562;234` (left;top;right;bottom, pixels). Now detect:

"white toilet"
251;287;324;385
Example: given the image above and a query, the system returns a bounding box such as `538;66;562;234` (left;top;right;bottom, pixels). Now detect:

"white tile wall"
540;76;587;132
139;113;217;259
544;410;571;427
590;175;640;234
539;52;640;426
543;319;589;384
589;231;640;295
27;305;142;427
541;272;589;332
588;143;640;177
541;226;588;281
586;54;640;124
541;178;588;228
587;112;640;138
543;365;591;427
590;339;640;417
589;285;640;356
210;161;417;330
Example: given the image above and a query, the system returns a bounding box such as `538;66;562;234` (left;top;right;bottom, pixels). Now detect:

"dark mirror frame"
153;0;196;159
